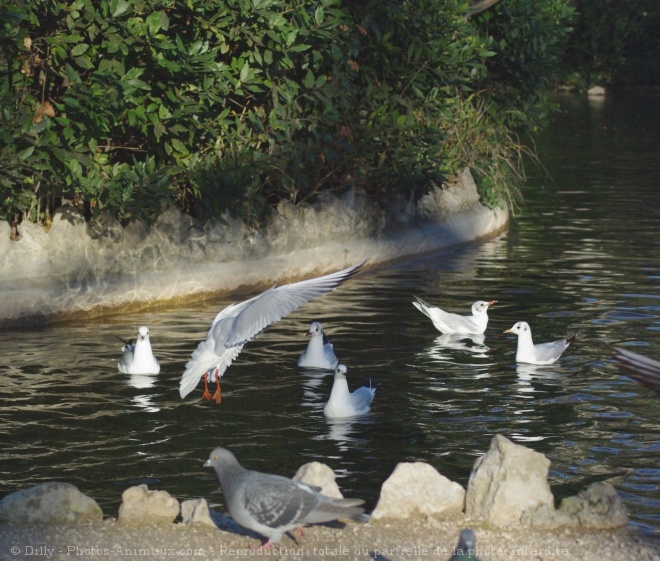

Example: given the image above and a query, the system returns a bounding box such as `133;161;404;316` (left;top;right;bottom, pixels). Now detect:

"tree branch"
466;0;503;18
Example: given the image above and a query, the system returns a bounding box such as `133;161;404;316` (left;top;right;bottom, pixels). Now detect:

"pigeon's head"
504;321;529;336
335;364;348;377
306;322;323;337
473;300;496;315
204;447;240;471
137;326;150;341
457;528;477;549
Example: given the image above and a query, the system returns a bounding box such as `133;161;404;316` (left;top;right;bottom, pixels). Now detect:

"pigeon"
449;528;483;561
204;447;365;548
117;326;160;375
323;364;376;418
504;321;577;365
613;347;660;394
412;297;496;335
180;262;364;403
297;322;339;370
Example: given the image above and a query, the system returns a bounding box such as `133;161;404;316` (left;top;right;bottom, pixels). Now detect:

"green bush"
0;0;574;227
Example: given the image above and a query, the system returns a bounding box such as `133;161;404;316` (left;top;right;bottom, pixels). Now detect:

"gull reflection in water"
298;368;333;407
126;373;161;412
515;363;563;395
424;333;490;362
323;415;376;451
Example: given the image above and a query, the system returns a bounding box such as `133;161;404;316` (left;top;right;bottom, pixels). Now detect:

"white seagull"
323;364;376;419
412;297;496;335
179;262;364;404
613;347;660;395
117;326;160;375
297;322;339;370
504;321;577;365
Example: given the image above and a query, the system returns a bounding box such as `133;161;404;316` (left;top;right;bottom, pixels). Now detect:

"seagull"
449;528;484;561
613;347;660;394
117;326;160;375
204;447;365;548
504;321;577;365
180;262;364;403
323;364;376;418
297;322;339;370
412;297;496;335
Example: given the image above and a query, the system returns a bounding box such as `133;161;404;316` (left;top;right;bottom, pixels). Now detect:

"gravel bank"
1;514;659;561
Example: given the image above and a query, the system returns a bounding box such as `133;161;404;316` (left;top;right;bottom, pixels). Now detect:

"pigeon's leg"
257;541;274;550
202;373;212;401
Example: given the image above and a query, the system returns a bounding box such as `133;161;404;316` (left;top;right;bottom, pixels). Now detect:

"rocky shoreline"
1;436;657;561
0;170;507;326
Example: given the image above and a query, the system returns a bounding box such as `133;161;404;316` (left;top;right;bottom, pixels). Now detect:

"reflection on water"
1;90;660;541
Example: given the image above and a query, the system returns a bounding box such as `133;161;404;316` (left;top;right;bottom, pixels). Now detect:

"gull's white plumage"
323;364;376;418
180;263;363;401
504;321;576;365
412;297;496;335
117;326;160;375
297;322;339;370
204;447;364;548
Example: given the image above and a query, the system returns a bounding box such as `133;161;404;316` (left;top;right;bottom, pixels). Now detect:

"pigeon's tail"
303;497;365;525
566;333;579;346
613;347;660;394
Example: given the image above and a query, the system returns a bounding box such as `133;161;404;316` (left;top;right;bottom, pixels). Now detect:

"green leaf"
112;0;131;18
303;69;315;89
146;12;162;36
18;146;35;160
71;43;89;57
314;6;324;25
240;60;249;82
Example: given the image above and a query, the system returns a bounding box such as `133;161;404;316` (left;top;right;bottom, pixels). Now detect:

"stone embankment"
0;170;508;326
2;436;656;561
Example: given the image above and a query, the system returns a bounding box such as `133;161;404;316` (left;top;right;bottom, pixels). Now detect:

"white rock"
180;498;217;527
587;85;606;97
293;462;343;499
465;434;554;526
117;484;179;524
371;462;465;520
0;482;102;524
558;481;628;529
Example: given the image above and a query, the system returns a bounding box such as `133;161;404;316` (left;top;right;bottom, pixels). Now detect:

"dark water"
1;90;660;540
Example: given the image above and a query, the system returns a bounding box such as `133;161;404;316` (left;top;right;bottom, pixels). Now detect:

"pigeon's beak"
203;459;211;468
504;328;513;334
305;331;312;337
488;300;497;307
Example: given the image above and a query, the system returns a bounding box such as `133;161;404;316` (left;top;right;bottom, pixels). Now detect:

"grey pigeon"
449;528;483;561
180;262;364;403
204;447;365;548
613;347;660;394
412;297;496;335
504;321;577;365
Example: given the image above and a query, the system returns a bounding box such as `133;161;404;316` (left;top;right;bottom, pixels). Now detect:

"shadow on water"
1;90;660;541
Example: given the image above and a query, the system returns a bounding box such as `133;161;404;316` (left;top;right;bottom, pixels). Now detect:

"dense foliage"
560;0;660;88
0;0;573;227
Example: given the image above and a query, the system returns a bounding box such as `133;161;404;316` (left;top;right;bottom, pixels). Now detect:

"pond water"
1;89;659;541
